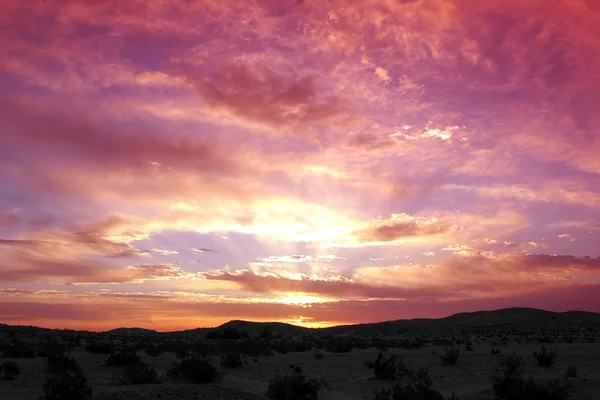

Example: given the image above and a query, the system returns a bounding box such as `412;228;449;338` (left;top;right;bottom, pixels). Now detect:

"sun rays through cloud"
1;0;600;330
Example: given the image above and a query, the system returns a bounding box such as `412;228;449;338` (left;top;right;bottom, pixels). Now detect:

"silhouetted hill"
2;308;600;337
105;327;158;335
216;320;312;336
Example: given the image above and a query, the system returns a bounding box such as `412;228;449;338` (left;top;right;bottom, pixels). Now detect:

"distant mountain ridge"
3;307;600;336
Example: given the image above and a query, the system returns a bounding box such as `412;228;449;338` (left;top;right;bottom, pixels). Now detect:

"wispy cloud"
1;0;599;329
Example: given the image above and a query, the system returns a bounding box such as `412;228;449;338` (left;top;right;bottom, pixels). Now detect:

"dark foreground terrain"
1;308;599;400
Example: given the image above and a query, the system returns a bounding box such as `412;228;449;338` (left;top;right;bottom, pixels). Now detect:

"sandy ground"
2;341;599;400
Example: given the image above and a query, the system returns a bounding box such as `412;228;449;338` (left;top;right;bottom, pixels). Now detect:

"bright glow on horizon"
0;0;600;331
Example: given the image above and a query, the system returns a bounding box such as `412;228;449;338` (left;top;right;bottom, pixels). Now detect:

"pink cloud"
1;0;600;330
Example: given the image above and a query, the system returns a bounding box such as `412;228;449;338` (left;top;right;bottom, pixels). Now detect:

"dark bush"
492;354;571;400
191;341;220;357
374;368;459;400
533;345;557;368
432;338;454;346
373;353;409;381
46;353;80;376
566;366;577;378
235;339;274;357
440;347;460;366
266;367;328;400
270;340;289;354
260;328;273;339
373;338;390;351
289;363;303;374
168;356;222;383
291;340;315;353
1;341;35;358
1;361;20;380
42;354;92;400
85;340;113;355
106;350;142;367
491;349;501;355
144;343;164;357
206;327;249;340
221;352;245;368
37;340;69;357
314;350;324;360
324;338;354;353
120;361;160;385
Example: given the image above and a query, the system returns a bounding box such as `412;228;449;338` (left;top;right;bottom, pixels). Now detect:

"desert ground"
1;308;599;400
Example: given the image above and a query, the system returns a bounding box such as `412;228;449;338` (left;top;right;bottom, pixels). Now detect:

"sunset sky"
1;0;600;331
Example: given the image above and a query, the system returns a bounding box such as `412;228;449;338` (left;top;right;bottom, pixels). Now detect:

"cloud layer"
1;0;599;330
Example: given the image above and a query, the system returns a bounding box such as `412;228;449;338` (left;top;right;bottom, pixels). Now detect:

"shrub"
374;368;459;400
266;367;329;400
464;344;474;352
372;338;390;351
235;339;274;357
46;353;80;376
1;341;35;358
314;350;324;360
85;340;113;355
440;347;460;366
260;328;273;339
206;327;249;340
1;361;20;380
290;340;315;353
270;339;314;354
37;340;68;357
492;354;571;400
289;363;303;374
324;338;354;353
106;350;142;367
42;354;92;400
120;361;160;385
168;356;222;383
533;345;557;368
490;349;501;355
221;352;245;368
373;353;409;381
566;366;577;378
145;344;164;357
191;341;219;357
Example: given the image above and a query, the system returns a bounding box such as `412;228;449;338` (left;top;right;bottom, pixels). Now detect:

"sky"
1;0;600;332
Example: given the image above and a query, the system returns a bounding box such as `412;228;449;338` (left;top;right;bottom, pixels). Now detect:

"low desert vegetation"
374;367;459;400
566;366;578;378
106;349;142;367
1;340;35;358
533;345;557;368
491;353;571;400
266;364;329;400
84;340;114;355
220;351;245;368
0;308;598;400
36;340;69;357
439;347;461;366
206;327;250;340
42;353;93;400
118;361;160;385
167;356;223;384
144;343;164;357
234;338;275;357
1;360;20;380
323;337;355;353
370;353;409;381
